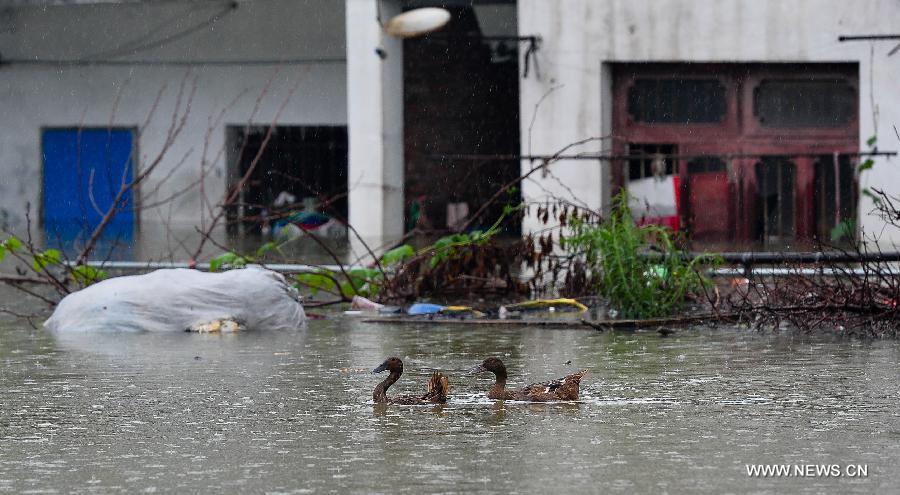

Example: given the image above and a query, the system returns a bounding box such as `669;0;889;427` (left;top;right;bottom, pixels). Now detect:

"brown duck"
469;357;586;401
372;357;450;405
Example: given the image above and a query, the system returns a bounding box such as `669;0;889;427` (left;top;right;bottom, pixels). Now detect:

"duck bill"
372;363;389;374
468;364;487;374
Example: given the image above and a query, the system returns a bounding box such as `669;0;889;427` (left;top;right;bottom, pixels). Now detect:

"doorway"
403;2;521;235
41;127;136;256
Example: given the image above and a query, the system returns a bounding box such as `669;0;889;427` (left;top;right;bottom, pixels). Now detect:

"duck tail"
570;369;588;383
425;372;450;403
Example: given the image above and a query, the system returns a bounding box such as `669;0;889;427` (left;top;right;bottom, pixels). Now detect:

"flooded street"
2;311;898;494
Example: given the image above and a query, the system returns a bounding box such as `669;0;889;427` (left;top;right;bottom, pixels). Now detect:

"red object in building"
636;175;682;232
688;172;731;241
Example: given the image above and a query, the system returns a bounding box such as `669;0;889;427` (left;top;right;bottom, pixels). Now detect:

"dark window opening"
627;79;726;124
627;143;676;181
814;155;856;242
754;79;856;127
227;125;348;236
755;158;796;245
404;5;521;234
687;156;726;174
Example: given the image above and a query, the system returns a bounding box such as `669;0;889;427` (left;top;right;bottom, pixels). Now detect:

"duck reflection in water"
372;357;450;405
469;357;586;402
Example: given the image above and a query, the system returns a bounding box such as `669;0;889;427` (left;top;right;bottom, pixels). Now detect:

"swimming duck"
469;357;586;402
372;357;450;405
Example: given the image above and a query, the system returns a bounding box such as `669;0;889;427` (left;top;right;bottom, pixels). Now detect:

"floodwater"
2;313;899;494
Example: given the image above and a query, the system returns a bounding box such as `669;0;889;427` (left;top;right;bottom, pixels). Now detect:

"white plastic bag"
44;266;306;332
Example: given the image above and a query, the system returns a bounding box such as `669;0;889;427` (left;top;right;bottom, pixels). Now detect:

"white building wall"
345;0;405;255
0;0;347;258
518;0;900;245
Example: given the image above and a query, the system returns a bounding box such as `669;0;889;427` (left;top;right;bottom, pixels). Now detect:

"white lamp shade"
385;7;451;38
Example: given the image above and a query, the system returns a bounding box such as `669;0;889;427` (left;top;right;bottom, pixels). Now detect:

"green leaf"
858;158;874;172
830;219;855;242
3;237;22;252
209;252;244;272
72;264;108;285
862;188;883;206
381;244;414;266
339;281;356;297
32;249;61;271
866;135;877;147
255;241;277;258
348;267;380;280
0;245;5;263
346;267;380;296
295;272;337;295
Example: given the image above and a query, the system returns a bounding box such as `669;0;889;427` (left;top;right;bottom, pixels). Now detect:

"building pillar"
346;0;404;256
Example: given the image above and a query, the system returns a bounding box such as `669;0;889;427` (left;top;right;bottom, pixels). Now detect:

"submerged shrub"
562;192;718;319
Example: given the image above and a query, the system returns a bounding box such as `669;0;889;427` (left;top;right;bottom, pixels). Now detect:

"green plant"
0;236;22;262
859;134;880;206
426;230;491;268
1;235;108;289
419;204;517;269
562;192;718;319
295;267;382;299
32;248;62;271
380;244;414;266
208;239;283;272
830;219;856;242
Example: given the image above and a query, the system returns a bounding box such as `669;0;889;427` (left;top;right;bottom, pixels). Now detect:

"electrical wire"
0;57;346;66
82;1;238;60
79;1;228;61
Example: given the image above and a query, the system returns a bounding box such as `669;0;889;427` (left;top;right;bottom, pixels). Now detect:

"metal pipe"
704;251;900;264
64;260;366;273
712;267;900;277
429;151;898;162
641;251;900;264
838;34;900;41
68;252;900;277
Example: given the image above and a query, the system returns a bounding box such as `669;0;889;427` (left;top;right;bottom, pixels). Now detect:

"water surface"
1;313;899;494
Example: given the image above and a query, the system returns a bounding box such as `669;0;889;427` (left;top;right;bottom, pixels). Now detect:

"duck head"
468;356;506;376
373;357;404;374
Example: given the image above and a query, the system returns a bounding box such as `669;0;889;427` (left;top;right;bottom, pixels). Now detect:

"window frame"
740;65;859;140
611;62;860;246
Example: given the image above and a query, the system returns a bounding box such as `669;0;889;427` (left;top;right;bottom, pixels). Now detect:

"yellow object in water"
189;319;242;333
440;306;486;318
505;298;588;313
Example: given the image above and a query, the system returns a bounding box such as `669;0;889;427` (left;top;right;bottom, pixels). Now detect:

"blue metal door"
42;128;135;252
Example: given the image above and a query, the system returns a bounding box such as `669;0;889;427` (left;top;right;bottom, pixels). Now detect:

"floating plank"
360;313;739;330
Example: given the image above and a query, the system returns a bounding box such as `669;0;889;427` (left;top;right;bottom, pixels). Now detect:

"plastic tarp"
44;266;306;332
628;175;681;231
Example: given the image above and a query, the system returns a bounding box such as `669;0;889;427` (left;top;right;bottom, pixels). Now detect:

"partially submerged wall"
518;0;900;246
0;0;347;258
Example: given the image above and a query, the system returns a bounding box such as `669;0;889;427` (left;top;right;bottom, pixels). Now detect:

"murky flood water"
2;312;899;494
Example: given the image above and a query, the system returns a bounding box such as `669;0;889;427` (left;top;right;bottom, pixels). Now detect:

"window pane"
755;158;795;244
754;79;856;127
628;79;726;123
687;156;725;174
626;143;676;181
813;155;856;241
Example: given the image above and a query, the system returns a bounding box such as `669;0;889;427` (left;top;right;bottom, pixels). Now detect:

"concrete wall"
0;0;347;258
518;0;900;245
